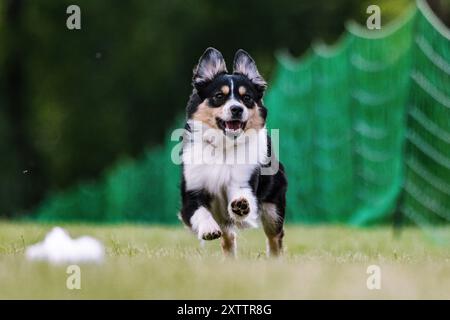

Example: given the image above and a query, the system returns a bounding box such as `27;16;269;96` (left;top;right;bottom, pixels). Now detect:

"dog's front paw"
197;218;222;241
229;197;250;217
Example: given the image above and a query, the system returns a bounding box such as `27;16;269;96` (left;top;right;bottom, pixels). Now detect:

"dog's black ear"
193;47;227;89
233;49;267;92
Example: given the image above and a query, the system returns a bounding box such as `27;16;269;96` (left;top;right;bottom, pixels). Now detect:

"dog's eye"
214;93;224;100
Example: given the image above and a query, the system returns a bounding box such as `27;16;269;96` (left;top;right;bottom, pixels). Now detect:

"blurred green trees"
0;0;413;217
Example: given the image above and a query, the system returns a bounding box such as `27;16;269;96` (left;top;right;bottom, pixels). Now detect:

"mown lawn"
0;222;449;299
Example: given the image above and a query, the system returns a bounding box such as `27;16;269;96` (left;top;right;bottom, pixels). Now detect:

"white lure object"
25;227;105;265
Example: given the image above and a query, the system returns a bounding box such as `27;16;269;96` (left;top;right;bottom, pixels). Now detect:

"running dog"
179;48;287;257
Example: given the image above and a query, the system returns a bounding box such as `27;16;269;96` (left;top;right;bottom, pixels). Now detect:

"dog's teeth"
225;121;242;131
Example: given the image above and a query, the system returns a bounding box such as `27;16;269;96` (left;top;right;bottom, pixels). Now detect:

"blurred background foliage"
0;0;428;218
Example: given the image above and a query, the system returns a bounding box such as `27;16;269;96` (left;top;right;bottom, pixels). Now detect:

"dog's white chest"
184;162;255;195
182;124;268;195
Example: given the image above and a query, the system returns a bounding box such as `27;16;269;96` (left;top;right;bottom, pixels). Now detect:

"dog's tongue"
226;121;241;130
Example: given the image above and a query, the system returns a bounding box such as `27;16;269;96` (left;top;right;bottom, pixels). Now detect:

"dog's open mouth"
216;118;246;135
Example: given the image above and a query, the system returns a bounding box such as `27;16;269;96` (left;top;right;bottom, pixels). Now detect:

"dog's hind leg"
261;202;284;257
265;229;284;257
220;228;236;257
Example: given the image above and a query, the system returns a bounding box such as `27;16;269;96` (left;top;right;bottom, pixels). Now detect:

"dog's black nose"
230;106;243;118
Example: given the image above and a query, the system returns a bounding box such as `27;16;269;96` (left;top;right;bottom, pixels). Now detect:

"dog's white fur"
190;206;221;240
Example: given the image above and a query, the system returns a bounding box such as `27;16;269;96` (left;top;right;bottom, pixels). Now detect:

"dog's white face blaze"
217;79;250;136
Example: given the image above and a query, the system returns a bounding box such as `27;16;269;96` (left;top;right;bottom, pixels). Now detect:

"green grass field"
0;222;449;299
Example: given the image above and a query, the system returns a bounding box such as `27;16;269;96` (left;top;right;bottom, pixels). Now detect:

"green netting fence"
33;0;450;229
265;52;316;223
401;0;450;237
35;121;182;224
265;4;416;225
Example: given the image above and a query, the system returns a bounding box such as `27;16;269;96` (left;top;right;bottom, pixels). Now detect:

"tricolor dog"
179;48;287;257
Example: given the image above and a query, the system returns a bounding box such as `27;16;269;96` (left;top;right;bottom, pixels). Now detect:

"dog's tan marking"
221;85;230;95
261;203;284;257
221;229;236;257
261;203;281;234
238;86;247;96
192;100;223;129
245;104;265;131
266;232;283;257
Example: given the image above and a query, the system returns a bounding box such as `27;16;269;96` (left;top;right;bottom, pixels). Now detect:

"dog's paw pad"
201;230;222;241
231;198;250;217
197;218;222;241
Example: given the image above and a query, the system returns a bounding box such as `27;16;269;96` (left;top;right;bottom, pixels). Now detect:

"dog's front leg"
227;185;258;224
190;207;222;240
180;190;222;241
